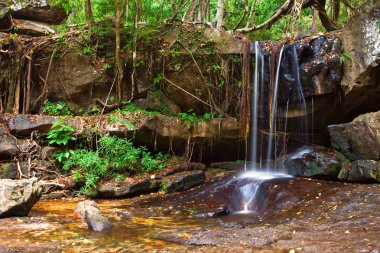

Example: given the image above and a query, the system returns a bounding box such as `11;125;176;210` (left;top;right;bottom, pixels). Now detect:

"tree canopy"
53;0;364;39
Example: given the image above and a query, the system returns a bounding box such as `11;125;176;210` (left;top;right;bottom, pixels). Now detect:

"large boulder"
73;200;111;232
8;114;55;136
42;52;103;109
73;200;99;219
340;0;380;116
84;205;112;232
0;178;42;218
11;0;68;25
0;134;19;159
328;110;380;161
282;146;347;179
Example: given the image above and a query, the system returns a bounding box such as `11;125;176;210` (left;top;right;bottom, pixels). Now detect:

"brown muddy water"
0;174;379;253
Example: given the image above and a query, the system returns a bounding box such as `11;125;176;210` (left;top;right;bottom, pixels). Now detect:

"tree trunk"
214;0;225;29
198;0;207;22
183;0;197;21
311;9;317;34
84;0;94;27
12;75;20;114
114;0;127;105
313;0;339;31
24;57;32;114
156;0;165;21
333;0;340;24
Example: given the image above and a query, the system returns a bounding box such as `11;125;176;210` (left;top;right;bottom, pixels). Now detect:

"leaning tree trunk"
214;0;225;29
182;0;197;21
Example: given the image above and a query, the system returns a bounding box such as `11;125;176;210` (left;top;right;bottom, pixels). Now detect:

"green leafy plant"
42;101;73;116
47;121;76;164
340;51;353;67
63;136;168;194
47;121;76;146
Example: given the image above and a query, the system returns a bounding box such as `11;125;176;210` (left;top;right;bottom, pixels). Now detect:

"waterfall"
236;41;310;213
249;41;261;164
292;42;309;146
266;45;285;167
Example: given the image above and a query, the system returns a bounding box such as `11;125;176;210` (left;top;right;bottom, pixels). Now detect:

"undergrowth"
62;135;168;194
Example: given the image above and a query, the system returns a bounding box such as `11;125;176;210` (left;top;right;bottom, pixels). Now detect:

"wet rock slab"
95;178;156;198
151;177;380;252
161;170;205;193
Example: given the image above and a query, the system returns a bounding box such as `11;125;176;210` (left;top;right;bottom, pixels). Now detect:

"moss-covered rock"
339;160;380;182
0;162;17;179
282;145;347;179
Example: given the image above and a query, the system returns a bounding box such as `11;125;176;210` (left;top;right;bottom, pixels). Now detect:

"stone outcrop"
0;178;42;218
328;110;380;161
3;113;242;161
0;0;67;36
94;165;207;198
12;19;56;36
11;0;68;25
42;52;103;109
340;0;380;116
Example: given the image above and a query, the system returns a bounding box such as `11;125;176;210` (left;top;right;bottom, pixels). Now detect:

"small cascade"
236;40;311;214
236;171;292;214
291;42;309;146
266;45;285;167
249;41;262;164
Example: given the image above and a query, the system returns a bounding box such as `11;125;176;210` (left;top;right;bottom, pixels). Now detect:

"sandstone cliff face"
341;0;380;117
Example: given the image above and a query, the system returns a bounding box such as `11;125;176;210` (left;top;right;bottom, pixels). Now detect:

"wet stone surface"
0;174;378;252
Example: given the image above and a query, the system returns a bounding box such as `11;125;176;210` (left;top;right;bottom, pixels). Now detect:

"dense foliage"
52;0;365;39
60;135;168;194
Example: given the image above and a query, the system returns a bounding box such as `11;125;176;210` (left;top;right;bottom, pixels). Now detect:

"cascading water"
236;41;309;214
266;45;285;168
292;42;309;146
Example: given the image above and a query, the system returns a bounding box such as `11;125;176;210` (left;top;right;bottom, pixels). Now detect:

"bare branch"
166;0;191;23
233;0;249;31
237;0;295;33
245;0;258;28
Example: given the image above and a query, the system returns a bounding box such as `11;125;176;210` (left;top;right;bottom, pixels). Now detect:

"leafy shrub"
42;101;73;116
47;121;76;163
177;110;215;128
62;136;168;194
47;121;76;146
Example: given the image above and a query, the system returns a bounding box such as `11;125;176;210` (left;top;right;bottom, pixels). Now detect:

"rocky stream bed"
0;173;379;253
